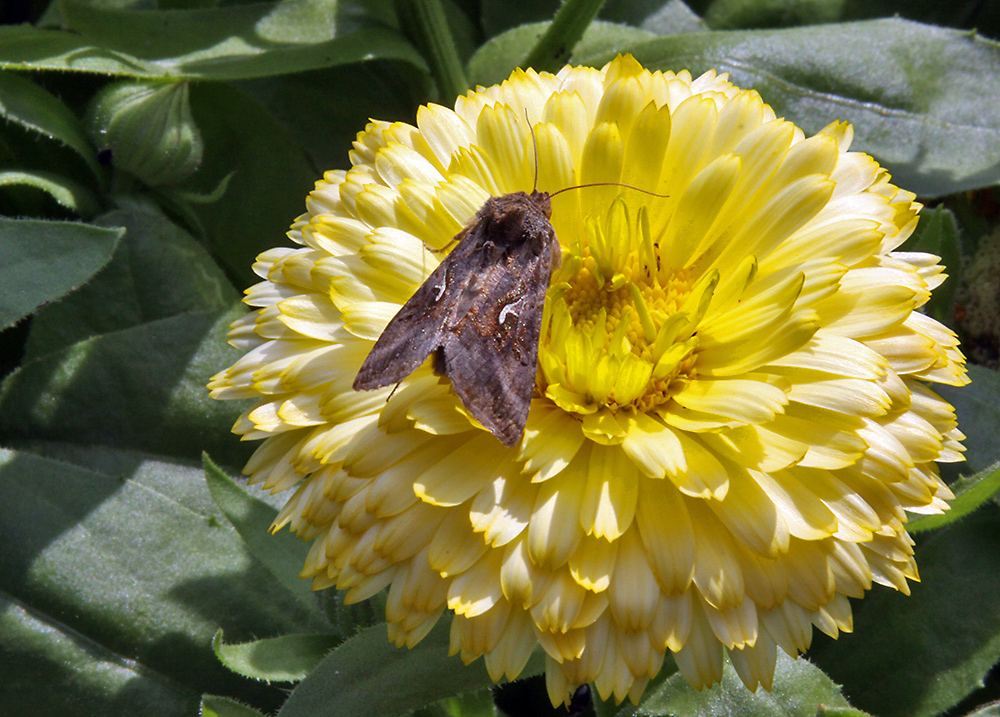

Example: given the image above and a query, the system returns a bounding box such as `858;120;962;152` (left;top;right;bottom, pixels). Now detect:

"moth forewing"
353;190;561;447
351;221;478;391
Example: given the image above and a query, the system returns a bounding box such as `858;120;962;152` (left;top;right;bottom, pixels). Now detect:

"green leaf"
602;0;709;35
59;0;341;53
0;216;122;330
521;0;608;75
277;620;537;717
908;463;1000;533
0;447;329;716
394;0;469;101
467;20;656;88
213;631;339;682
580;18;1000;197
0;206;252;468
203;456;320;613
934;365;1000;475
186;82;318;287
435;690;499;717
629;651;854;716
201;695;269;717
703;0;1000;39
704;0;854;30
0;25;170;77
236;60;427;176
176;27;425;82
904;206;961;323
816;708;873;717
1;595;198;715
0;169;102;216
479;0;559;37
0;71;103;183
480;0;708;37
48;0;428;81
0;3;425;81
809;508;1000;717
23;205;237;356
0;306;253;467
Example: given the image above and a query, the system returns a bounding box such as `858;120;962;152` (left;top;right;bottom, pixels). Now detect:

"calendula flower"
209;54;967;704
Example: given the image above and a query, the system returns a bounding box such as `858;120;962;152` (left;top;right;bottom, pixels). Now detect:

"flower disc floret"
210;55;967;705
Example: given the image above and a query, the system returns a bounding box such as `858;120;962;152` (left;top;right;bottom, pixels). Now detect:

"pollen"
541;214;700;415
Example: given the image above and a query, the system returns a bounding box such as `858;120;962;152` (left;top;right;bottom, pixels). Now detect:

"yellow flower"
209;55;967;704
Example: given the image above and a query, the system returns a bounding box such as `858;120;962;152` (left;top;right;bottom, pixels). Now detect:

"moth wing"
440;227;559;447
353;228;481;390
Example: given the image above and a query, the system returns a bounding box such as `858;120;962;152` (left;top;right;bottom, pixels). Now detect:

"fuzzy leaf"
201;695;269;717
277;620;544;717
0;447;328;715
909;463;1000;533
704;0;1000;38
0;306;251;467
0;206;250;469
467;20;656;87
606;0;708;35
809;508;1000;717
0;169;101;216
0;1;426;81
0;71;103;182
22;206;236;355
236;60;427;204
0;217;121;330
629;651;854;716
186;83;318;286
213;631;339;683
204;457;320;613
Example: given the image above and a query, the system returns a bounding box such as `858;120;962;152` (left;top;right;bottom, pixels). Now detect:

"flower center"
538;196;707;417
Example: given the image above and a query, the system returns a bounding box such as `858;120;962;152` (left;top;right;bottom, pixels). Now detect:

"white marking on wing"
498;302;519;325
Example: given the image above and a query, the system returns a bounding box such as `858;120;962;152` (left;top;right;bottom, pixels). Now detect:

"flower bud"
88;81;202;187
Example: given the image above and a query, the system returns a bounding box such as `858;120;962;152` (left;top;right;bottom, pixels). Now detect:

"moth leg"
385;382;403;402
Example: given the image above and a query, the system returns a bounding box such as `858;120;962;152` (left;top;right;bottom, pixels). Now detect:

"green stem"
522;0;607;73
394;0;469;102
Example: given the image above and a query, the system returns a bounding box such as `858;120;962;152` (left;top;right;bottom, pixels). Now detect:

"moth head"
487;191;553;236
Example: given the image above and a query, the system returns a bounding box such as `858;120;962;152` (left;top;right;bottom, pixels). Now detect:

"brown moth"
352;189;560;447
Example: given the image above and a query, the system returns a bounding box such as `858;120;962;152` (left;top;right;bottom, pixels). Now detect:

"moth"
352;189;560;447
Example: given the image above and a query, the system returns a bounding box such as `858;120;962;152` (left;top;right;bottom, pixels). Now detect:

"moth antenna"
429;237;458;255
550;182;669;199
525;109;539;193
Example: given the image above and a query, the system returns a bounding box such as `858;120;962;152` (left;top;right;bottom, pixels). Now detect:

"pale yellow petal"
607;528;659;631
448;549;505;617
415;434;511;507
635;479;695;594
580;444;639;540
528;452;588;569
